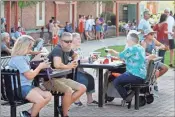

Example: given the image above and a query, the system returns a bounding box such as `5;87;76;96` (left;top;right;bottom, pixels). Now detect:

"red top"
153;23;168;45
78;19;84;33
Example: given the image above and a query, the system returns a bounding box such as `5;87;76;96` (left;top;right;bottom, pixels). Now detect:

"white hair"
127;33;139;44
164;8;170;13
1;32;9;41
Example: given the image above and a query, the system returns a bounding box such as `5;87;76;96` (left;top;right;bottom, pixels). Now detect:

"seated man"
47;32;97;106
1;32;11;56
141;29;168;91
44;32;86;117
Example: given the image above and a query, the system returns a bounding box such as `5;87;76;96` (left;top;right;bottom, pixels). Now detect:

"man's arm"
72;52;78;61
53;56;77;69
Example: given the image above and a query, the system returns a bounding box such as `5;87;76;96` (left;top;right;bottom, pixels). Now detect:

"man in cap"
164;8;175;67
138;10;151;41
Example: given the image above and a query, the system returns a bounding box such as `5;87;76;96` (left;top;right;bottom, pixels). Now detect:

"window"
36;1;45;26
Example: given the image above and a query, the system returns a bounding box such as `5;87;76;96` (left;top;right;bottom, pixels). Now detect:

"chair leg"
11;105;16;117
54;95;59;117
135;88;140;110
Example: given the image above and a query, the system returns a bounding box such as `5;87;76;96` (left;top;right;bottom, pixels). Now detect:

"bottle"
152;49;156;55
106;52;111;63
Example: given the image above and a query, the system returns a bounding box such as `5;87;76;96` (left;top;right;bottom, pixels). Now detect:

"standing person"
164;8;175;67
78;15;85;42
153;14;169;63
8;35;52;117
1;18;6;33
95;18;102;40
48;20;54;44
72;33;98;106
52;22;59;46
138;10;151;41
85;16;93;41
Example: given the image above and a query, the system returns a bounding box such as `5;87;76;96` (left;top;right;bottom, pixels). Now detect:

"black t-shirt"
48;45;74;68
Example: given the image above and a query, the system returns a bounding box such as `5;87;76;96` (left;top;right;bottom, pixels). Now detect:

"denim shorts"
21;85;35;99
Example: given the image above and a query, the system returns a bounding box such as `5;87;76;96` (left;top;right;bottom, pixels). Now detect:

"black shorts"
169;39;175;49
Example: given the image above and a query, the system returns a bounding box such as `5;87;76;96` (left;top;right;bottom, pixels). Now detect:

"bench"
125;57;163;110
1;56;38;117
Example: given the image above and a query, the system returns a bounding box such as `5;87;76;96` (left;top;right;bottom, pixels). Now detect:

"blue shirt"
119;44;147;79
8;56;32;86
14;31;22;39
138;19;151;41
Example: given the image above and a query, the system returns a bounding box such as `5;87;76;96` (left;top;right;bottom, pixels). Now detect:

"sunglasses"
62;40;72;44
149;33;154;36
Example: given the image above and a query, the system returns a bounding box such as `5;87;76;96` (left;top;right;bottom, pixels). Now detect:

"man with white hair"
164;8;175;67
1;32;11;55
138;10;151;41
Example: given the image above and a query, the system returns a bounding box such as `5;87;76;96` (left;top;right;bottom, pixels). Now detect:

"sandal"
87;100;98;106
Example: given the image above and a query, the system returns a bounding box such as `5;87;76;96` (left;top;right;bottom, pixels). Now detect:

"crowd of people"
1;7;175;117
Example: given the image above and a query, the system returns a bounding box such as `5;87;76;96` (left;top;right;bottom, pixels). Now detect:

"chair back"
1;56;24;104
1;69;24;104
145;57;163;85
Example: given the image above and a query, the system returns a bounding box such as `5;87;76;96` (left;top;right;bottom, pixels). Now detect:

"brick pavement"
1;37;174;117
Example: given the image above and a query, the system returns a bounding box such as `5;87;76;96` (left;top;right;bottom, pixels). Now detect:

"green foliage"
18;1;39;9
100;12;116;25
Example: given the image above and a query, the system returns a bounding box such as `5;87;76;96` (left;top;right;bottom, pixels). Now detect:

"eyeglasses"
62;40;72;44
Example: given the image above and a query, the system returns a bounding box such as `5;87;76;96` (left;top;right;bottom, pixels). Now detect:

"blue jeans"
21;85;35;99
113;72;144;100
158;50;166;63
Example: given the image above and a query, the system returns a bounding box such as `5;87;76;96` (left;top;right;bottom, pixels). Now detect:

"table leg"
98;69;103;107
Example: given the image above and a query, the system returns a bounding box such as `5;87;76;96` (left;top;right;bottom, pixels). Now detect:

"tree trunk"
20;8;22;27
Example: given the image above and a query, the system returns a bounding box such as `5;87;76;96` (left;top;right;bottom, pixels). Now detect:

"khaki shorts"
43;78;81;93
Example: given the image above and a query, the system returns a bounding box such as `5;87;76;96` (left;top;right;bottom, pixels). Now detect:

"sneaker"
74;101;83;106
87;100;98;106
19;111;31;117
169;64;174;68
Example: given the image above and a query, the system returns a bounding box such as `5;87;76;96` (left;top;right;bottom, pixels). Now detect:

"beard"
62;47;71;52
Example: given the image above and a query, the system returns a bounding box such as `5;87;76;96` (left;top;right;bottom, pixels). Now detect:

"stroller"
104;58;162;108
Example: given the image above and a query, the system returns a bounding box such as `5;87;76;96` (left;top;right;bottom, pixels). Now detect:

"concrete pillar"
72;4;75;31
6;1;11;33
14;1;18;31
115;2;119;37
136;3;140;26
96;2;99;17
54;3;58;21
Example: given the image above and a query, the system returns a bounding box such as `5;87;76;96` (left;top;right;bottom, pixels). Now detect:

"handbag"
30;60;53;91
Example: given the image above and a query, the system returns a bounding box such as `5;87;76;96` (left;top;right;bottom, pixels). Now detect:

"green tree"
18;1;39;26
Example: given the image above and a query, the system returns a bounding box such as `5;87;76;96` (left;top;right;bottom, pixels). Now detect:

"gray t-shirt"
48;45;74;68
8;56;32;86
1;42;8;52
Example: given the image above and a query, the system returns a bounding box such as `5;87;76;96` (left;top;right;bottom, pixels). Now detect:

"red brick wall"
58;4;70;25
45;1;54;26
5;1;101;31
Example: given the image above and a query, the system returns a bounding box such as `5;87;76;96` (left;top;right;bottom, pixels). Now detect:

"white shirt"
167;15;175;39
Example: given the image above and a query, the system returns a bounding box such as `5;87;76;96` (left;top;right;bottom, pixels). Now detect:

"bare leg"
170;49;174;65
86;92;93;104
158;65;168;77
25;87;52;117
